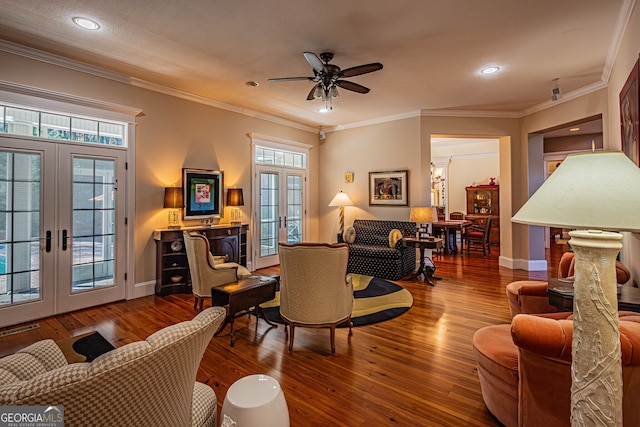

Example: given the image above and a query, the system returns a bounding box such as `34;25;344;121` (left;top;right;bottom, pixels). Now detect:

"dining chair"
461;216;492;257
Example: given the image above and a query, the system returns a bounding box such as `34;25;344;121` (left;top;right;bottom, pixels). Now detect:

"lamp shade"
226;188;244;207
409;207;438;223
163;187;183;209
328;191;353;207
511;151;640;232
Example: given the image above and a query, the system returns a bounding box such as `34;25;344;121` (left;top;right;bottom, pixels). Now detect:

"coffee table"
211;276;278;346
547;278;640;313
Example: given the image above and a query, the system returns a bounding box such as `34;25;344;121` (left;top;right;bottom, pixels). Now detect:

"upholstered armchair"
184;231;251;311
461;215;492;257
0;306;226;427
506;251;632;318
278;242;353;354
472;311;640;427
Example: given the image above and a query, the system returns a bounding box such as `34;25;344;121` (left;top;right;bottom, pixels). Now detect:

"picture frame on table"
369;170;408;206
182;168;224;219
620;55;640;167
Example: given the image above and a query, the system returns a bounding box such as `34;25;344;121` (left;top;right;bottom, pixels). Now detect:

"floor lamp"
329;191;353;235
512;151;640;426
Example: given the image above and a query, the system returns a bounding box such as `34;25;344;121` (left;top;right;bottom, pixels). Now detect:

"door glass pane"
71;157;115;292
0;151;42;305
260;172;279;257
287;175;303;244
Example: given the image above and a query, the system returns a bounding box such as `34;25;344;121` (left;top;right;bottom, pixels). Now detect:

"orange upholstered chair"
558;251;631;285
505;252;631;318
472;312;640;427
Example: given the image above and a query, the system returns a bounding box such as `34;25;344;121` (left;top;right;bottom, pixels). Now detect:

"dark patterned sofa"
337;219;416;280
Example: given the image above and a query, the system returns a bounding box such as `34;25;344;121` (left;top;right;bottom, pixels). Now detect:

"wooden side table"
211;276;278;346
402;237;444;286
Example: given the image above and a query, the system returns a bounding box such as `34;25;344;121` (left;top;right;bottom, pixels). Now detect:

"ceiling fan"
268;52;383;103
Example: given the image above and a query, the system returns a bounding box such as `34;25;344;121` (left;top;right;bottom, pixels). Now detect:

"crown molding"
0;40;316;133
602;0;636;82
420;109;520;119
326;110;421;132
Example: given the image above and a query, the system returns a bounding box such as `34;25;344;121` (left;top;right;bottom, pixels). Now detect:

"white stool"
221;374;290;427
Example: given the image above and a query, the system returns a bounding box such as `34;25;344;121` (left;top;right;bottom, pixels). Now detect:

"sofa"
0;306;226;427
472;311;640;427
338;219;416;280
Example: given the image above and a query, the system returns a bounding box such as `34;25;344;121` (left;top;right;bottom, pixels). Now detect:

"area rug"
261;274;413;327
55;331;115;363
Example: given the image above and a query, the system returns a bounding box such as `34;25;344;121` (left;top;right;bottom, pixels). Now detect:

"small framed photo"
369;170;408;206
620;55;640;166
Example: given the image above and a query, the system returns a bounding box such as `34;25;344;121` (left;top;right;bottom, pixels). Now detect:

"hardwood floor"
0;243;566;426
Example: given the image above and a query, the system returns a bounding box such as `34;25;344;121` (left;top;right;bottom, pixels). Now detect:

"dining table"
431;220;472;254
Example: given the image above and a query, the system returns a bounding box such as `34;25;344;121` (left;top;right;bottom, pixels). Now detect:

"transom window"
0;104;126;147
255;146;306;168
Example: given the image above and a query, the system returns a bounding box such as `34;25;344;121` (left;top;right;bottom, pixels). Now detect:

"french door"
0;136;126;327
253;165;305;269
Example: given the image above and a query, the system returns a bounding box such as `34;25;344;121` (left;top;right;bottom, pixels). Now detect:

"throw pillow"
343;226;356;244
388;229;403;248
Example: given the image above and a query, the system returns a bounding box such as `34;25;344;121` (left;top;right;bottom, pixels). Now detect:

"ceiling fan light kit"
269;51;383;110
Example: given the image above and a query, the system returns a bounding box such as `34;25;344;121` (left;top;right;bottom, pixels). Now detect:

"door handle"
284;216;288;228
45;230;51;252
62;229;68;251
279;216;282;228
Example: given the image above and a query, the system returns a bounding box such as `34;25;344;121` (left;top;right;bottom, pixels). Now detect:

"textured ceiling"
0;0;628;130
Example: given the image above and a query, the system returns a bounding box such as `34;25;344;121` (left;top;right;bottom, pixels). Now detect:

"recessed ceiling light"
317;106;332;113
480;66;500;75
72;17;100;30
570;127;580;132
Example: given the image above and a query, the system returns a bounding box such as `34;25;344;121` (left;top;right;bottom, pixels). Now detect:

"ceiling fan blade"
336;80;370;94
303;52;326;74
267;77;315;83
306;83;321;100
340;63;383;78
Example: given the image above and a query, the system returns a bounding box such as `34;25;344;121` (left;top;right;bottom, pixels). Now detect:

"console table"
153;224;248;296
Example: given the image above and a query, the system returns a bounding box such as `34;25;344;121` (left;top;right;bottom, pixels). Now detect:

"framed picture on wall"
620;55;640;167
369;170;408;206
182;168;224;219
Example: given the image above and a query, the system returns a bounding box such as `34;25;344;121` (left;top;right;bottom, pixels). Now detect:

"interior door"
0;137;127;327
253;165;305;269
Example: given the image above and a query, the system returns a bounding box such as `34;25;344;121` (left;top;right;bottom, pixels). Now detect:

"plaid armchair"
338;219;416;280
0;307;226;427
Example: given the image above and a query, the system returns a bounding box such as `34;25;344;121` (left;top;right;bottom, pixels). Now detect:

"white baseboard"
500;255;547;271
131;280;156;299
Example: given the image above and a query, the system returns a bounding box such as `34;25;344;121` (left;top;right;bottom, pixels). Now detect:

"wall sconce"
226;188;244;226
163;187;183;229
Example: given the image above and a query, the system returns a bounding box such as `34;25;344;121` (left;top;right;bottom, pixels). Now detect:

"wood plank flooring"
0;243;566;426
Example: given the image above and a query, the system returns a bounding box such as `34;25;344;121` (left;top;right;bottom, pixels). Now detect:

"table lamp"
512;151;640;426
409;207;438;239
328;191;353;234
226;188;244;226
163;187;183;229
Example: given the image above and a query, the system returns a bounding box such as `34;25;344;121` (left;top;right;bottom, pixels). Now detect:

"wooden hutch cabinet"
465;185;500;245
154;224;248;296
